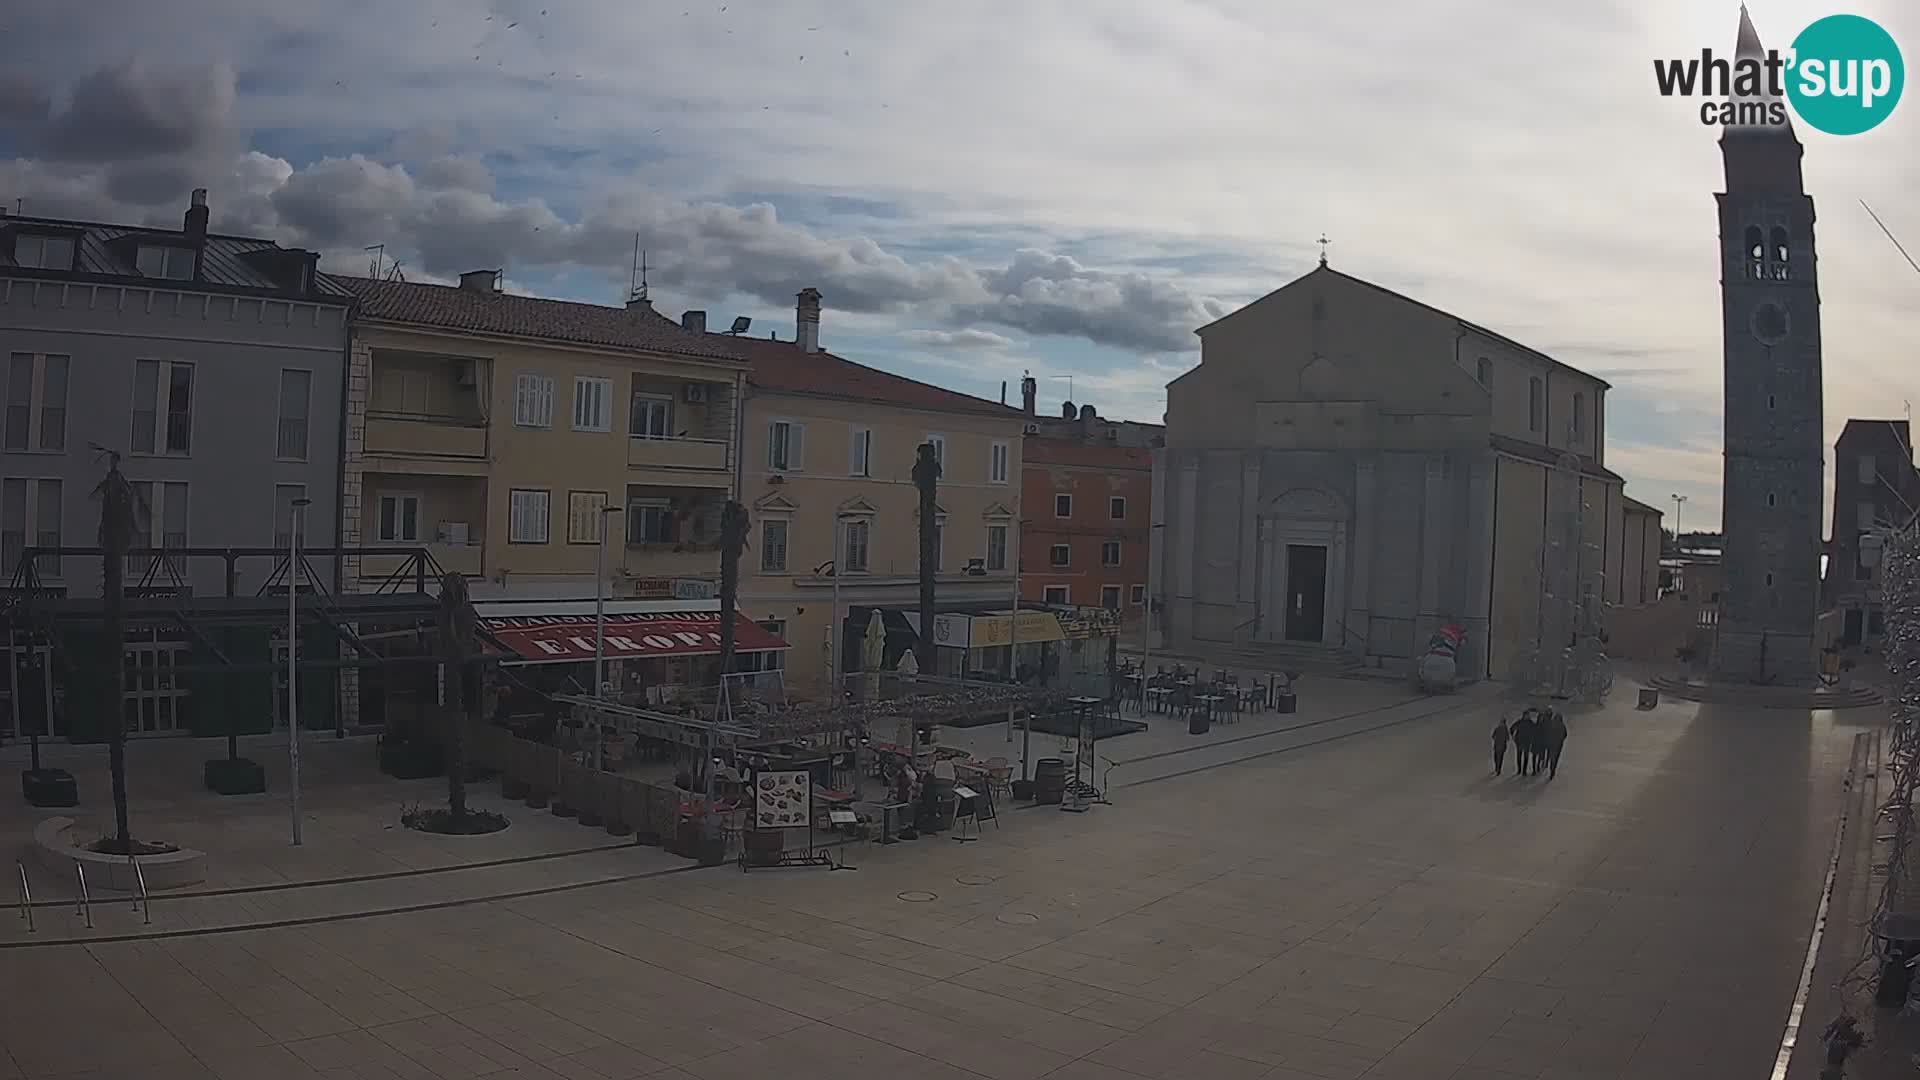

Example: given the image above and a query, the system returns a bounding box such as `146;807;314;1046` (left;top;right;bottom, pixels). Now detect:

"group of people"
1491;707;1568;780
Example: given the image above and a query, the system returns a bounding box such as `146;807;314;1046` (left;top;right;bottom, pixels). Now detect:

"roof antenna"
628;234;650;305
364;243;385;280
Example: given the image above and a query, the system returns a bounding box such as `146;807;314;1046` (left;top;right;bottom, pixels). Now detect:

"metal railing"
74;863;91;929
14;861;31;934
128;855;151;925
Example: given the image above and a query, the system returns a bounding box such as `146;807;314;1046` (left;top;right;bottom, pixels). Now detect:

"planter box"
500;777;530;800
22;768;78;808
203;757;267;796
379;741;445;780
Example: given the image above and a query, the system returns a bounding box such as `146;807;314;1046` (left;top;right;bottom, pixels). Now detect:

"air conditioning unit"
683;383;708;404
1023;423;1040;435
455;359;479;387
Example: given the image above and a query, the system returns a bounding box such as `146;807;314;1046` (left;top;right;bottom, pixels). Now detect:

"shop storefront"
478;600;790;705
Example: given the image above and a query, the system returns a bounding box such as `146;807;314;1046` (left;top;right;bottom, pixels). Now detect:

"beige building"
1159;263;1658;681
335;271;782;720
709;289;1029;692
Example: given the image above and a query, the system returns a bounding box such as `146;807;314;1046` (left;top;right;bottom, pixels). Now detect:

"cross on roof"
1317;234;1331;267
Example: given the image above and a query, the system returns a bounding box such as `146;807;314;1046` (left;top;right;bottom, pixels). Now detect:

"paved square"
0;690;1871;1079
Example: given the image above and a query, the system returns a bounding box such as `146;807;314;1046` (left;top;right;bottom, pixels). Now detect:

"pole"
289;497;311;846
592;507;609;770
1141;521;1156;711
830;518;842;701
1007;552;1020;741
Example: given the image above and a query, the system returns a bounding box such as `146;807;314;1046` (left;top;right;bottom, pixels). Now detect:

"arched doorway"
1258;488;1349;646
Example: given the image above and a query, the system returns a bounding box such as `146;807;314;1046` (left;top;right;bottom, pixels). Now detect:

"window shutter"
767;422;782;469
539;377;554;427
791;423;805;470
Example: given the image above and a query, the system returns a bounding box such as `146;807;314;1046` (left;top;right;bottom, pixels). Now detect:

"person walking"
1545;709;1568;780
1490;715;1510;776
1511;710;1534;776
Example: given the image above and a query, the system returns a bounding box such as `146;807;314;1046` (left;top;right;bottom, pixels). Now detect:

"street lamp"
591;503;623;769
287;497;311;847
1670;493;1687;548
1138;521;1166;707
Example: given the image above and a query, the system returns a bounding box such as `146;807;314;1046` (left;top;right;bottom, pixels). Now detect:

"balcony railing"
365;411;487;460
358;542;482;582
626;435;730;473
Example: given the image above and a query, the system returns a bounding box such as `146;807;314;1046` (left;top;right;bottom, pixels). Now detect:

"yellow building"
337;271;778;718
709;289;1029;693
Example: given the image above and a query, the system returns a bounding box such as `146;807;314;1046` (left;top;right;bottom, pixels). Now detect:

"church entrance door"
1284;545;1328;643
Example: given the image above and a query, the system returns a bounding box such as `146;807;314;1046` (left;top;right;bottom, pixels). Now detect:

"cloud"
899;328;1015;349
38;61;237;163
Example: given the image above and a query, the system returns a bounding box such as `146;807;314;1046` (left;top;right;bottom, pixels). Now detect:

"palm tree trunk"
717;501;746;676
439;573;473;821
100;460;133;851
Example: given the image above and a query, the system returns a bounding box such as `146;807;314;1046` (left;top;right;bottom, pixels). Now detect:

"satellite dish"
727;315;751;335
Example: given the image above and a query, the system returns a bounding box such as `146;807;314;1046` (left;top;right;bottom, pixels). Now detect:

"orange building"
1020;436;1153;611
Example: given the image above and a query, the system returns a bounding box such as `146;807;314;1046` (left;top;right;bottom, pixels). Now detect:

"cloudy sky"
3;0;1917;530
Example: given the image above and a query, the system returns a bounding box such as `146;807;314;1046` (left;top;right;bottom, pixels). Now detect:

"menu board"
753;771;812;830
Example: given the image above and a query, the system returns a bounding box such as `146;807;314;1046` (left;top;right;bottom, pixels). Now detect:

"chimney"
1061;400;1076;420
681;310;707;333
458;269;500;293
796;287;822;353
1021;373;1037;415
184;188;209;239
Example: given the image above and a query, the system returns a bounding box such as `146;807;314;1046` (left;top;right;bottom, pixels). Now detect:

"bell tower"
1710;6;1825;685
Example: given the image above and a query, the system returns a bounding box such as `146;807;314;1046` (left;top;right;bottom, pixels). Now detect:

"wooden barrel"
928;777;958;831
1033;758;1066;805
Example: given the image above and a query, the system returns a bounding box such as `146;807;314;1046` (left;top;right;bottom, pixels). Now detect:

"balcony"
356;542;483;586
626;435;731;483
364;412;488;471
619;543;723;581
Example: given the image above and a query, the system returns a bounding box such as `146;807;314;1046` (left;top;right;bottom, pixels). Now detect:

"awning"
967;610;1067;647
480;604;789;666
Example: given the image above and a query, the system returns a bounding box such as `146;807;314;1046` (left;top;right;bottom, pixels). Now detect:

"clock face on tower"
1751;302;1791;346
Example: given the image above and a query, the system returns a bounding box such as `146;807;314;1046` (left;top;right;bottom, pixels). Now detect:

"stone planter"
378;740;444;780
22;768;78;807
203;757;267;796
33;817;205;890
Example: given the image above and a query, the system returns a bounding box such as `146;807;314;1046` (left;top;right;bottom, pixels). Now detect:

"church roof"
1197;265;1611;391
1489;434;1623;483
1622;495;1663;516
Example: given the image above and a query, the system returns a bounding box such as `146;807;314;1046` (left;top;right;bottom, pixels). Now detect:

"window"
1101;540;1121;566
1475;357;1492;388
1054;493;1072;518
272;484;307;549
1572;392;1585;440
986;524;1008;571
1130;584;1146;605
0;478;62;578
1101;585;1122;610
629;393;673;439
747;620;788;672
1859;455;1877;484
508;489;550;544
514;374;555;428
1765;573;1774;587
1528;377;1543;433
1856;533;1873;581
989;441;1009;484
13;234;74;270
625;498;673;545
925;434;946;468
768;420;804;471
930;517;945;572
761;518;789;572
126;481;189;574
1768;394;1776;410
277;369;311;460
843;519;870;572
1044;585;1070;604
377;493;421;542
1766;493;1775;508
5;352;68;452
566;491;609;544
1859;502;1878;529
572;376;612;432
1050;543;1070;568
1110;496;1126;520
135;245;194;280
849;428;872;477
131;359;194;454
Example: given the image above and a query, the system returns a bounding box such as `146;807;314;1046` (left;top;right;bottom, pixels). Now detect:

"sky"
2;0;1917;532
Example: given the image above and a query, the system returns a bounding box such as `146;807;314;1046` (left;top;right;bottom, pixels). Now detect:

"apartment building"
1824;419;1920;647
0;190;351;739
1021;434;1153;612
338;273;788;713
725;290;1029;691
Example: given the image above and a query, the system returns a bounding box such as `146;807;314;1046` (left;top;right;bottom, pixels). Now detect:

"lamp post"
287;497;311;846
590;504;622;769
829;519;843;700
1139;521;1165;711
1670;493;1687;550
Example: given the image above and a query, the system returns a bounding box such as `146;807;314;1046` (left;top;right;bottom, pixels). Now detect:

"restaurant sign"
482;611;787;664
967;611;1066;648
627;577;719;600
1056;607;1122;639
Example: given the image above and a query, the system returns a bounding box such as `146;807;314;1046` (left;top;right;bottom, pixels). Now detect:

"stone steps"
1646;674;1884;710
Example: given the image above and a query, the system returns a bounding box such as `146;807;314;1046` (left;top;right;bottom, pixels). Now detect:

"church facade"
1709;8;1826;686
1155;265;1633;682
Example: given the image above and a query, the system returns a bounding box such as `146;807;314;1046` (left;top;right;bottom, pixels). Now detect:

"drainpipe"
332;297;355;740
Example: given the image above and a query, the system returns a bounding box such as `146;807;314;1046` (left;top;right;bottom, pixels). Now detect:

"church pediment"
980;501;1015;520
837;496;879;516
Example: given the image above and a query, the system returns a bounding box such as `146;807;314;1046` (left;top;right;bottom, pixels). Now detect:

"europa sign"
482;612;787;664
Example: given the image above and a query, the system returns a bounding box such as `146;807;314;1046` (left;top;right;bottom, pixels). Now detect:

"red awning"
482;611;789;666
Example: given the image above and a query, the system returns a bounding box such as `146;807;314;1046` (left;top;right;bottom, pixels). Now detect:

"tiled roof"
727;334;1024;418
1489;433;1624;483
1023;437;1152;470
338;277;749;362
1;217;349;299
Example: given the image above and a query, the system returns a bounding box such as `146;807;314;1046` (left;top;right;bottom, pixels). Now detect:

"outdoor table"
1194;694;1224;723
1145;687;1173;714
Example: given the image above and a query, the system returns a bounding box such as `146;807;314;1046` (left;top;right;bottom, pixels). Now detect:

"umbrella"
862;610;885;702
